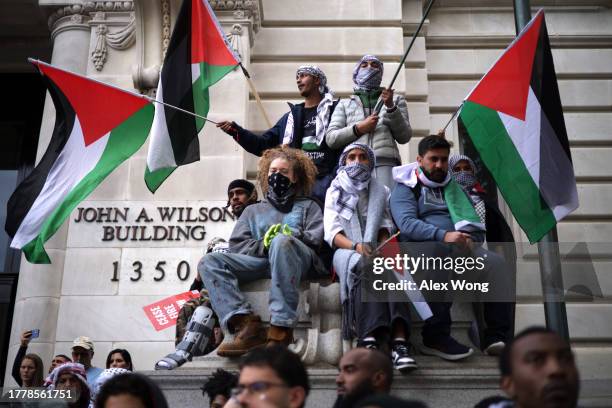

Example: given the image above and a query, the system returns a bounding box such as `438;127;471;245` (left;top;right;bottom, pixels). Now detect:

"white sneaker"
484;341;506;356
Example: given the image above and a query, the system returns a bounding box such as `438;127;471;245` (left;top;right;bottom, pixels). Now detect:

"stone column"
2;3;94;387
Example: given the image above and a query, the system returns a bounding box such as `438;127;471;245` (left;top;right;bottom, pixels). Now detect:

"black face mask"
268;172;293;197
267;172;296;213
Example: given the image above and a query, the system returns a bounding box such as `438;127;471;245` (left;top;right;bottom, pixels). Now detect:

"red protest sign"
143;290;200;331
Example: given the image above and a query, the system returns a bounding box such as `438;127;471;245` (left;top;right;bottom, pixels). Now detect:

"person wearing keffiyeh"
324;143;417;372
216;65;340;205
390;135;513;361
45;362;91;408
326;55;412;189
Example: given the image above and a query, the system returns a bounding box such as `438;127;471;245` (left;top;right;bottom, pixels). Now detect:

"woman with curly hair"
199;146;327;357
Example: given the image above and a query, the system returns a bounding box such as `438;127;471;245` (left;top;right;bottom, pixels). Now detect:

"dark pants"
353;278;412;340
420;245;514;346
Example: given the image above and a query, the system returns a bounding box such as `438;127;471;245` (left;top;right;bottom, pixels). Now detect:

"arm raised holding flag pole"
373;0;437;115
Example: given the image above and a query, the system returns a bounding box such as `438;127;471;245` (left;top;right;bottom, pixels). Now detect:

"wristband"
351;241;358;250
352;124;361;137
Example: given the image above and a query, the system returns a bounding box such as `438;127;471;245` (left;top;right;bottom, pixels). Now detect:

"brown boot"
217;314;266;357
266;325;293;347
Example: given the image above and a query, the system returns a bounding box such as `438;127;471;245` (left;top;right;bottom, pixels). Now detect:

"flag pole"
373;0;436;115
142;95;219;125
28;58;219;126
440;102;463;133
513;0;569;341
240;63;273;128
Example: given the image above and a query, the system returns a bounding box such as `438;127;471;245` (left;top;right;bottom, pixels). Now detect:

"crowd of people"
8;56;581;407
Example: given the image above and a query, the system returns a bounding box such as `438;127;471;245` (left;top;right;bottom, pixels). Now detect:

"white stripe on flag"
191;62;200;85
499;87;542;188
11;117;109;248
147;78;177;172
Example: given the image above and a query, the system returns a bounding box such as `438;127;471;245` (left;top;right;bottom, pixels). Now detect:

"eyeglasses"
230;381;288;397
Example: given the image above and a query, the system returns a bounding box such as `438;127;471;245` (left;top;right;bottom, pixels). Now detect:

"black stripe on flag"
160;0;200;166
529;14;572;163
5;74;75;238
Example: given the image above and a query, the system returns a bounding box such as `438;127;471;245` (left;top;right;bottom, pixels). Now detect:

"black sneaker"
357;338;379;350
391;341;418;372
421;336;473;361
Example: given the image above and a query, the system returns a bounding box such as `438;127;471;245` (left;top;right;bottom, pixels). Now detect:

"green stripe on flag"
459;100;556;243
192;63;236;130
145;166;176;194
444;178;482;230
23;105;154;263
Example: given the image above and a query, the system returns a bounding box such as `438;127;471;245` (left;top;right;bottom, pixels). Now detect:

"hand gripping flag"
458;10;578;243
144;0;240;192
5;60;154;263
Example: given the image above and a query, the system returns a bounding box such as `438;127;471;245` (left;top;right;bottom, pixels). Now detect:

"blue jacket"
390;182;485;242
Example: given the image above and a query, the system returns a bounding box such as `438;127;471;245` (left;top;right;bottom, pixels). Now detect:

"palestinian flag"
5;60;153;263
458;10;578;243
145;0;240;192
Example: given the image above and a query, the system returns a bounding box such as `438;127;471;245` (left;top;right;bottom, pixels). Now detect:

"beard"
423;167;447;183
333;379;377;408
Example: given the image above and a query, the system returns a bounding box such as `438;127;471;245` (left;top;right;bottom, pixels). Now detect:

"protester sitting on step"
498;326;579;408
217;66;340;205
224;346;309;408
155;180;258;370
201;369;238;408
333;348;395;408
390;135;512;361
449;153;516;355
326;54;412;189
200;146;326;356
324;142;416;372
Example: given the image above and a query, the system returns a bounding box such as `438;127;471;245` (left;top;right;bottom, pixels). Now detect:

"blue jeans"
199;235;315;330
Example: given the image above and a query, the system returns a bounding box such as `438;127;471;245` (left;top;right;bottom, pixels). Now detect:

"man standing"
217;66;339;204
499;327;579;408
71;336;102;390
326;55;412;188
390;135;512;361
200;146;326;357
324;143;416;372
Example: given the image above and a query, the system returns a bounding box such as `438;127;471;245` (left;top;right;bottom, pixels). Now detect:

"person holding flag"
324;142;417;372
326;55;412;189
216;65;339;205
390;135;513;360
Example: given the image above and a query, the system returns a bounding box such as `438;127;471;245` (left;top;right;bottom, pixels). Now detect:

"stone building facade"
2;0;612;403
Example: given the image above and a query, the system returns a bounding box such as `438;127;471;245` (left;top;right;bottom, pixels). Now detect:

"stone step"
147;356;501;408
148;354;611;408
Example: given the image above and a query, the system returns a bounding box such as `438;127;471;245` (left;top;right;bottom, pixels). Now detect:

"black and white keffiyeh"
449;154;486;225
330;143;376;220
283;65;335;147
352;55;384;92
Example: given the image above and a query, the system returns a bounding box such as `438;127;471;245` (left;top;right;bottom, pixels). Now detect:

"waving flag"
5;60;153;263
145;0;240;192
458;10;578;243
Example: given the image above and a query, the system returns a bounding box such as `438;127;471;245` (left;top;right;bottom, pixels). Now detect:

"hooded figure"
46;363;91;408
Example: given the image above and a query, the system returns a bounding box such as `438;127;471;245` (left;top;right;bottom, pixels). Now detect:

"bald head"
337;348;393;398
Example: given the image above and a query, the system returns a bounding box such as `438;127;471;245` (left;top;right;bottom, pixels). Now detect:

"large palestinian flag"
5;60;153;263
145;0;240;192
458;10;578;243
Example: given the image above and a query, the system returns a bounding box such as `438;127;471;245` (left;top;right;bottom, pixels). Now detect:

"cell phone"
30;329;40;339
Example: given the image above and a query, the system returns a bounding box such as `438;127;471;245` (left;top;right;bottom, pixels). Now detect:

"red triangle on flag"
35;62;148;147
466;11;543;121
191;0;240;66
